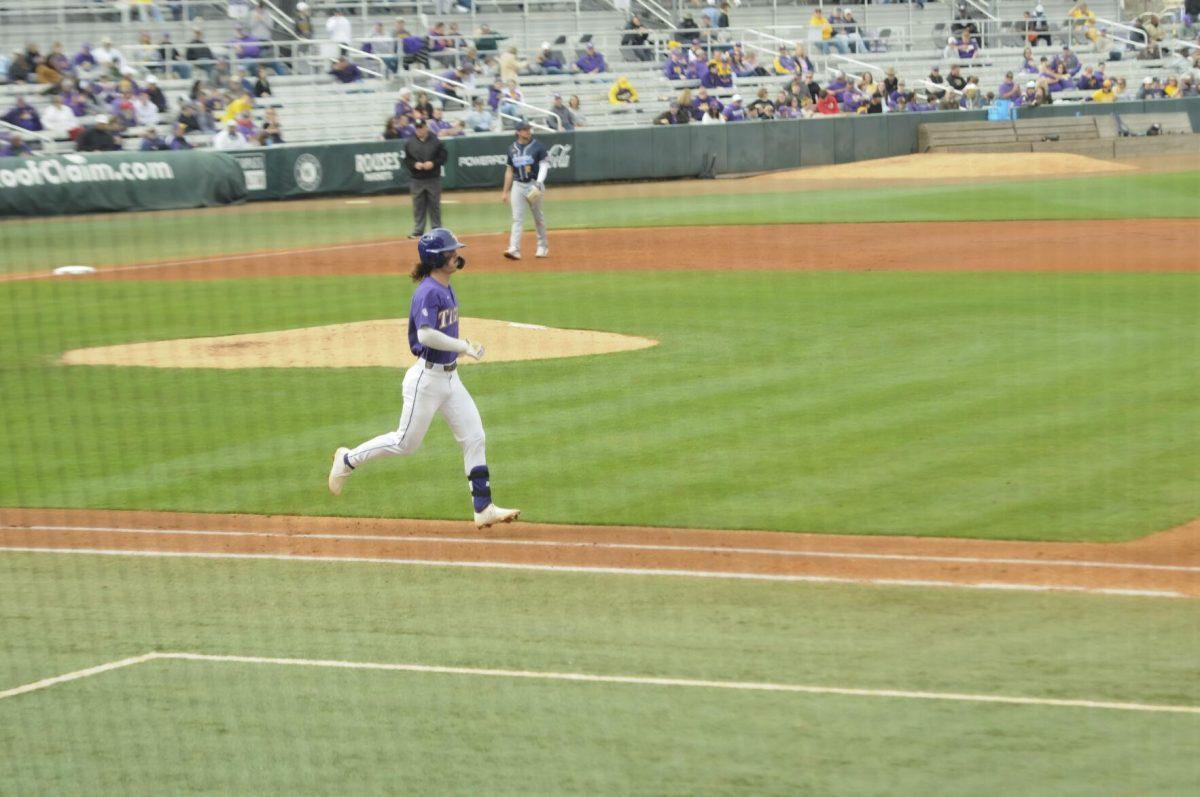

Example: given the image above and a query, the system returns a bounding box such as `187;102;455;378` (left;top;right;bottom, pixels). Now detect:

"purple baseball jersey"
408;277;459;364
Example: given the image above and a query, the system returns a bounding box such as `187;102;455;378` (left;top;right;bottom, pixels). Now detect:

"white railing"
409;67;556;131
1;119;55;146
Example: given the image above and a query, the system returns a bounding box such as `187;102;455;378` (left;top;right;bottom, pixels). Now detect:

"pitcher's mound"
60;318;658;369
765;152;1136;181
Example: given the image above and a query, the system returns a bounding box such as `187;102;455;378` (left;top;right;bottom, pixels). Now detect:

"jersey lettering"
437;307;458;329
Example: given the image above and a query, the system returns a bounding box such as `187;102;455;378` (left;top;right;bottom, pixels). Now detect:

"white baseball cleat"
328;447;352;496
503;249;521;260
535;246;549;258
474;503;521;529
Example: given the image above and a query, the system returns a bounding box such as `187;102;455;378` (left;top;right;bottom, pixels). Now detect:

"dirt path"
18;219;1195;283
1;509;1195;598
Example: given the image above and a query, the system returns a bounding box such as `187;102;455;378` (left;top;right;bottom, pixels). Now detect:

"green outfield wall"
1;98;1196;216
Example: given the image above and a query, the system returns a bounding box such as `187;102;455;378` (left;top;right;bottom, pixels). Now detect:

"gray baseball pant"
410;177;442;235
509;181;548;253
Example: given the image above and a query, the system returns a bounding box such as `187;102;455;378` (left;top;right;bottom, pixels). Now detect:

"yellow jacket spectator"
809;10;833;41
220;91;253;123
609;76;638;104
1091;80;1115;102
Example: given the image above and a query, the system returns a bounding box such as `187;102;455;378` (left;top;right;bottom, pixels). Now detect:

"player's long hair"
410;257;440;282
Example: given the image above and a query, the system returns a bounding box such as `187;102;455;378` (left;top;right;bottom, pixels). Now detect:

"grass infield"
1;271;1197;540
1;553;1197;795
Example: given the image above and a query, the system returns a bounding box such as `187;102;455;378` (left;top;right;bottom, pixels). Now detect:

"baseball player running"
327;228;520;529
501;121;550;260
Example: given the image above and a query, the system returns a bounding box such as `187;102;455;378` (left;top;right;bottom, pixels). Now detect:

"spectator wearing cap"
622;15;653;62
93;37;127;75
927;65;947;99
576;42;607;74
943;36;960;61
654;100;691;126
535;43;565;75
826;70;849;94
2;97;43;132
838;9;868;53
1018;80;1038;106
76;115;121;151
330;56;362;83
609;76;638;105
213;120;249;150
721;94;747;121
701;52;733;88
549;94;575;131
402;117;448;238
140;127;169;151
465;98;494;132
1137;76;1164;100
0;133;33;158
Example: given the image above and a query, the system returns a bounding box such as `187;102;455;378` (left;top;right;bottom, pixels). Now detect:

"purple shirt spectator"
691;91;723;120
663;55;687;80
73;46;97;70
722;100;747;121
839;90;864;112
2;100;43;132
232;34;263;60
402;35;426;56
395;99;413;118
331;61;363;83
576;46;607;74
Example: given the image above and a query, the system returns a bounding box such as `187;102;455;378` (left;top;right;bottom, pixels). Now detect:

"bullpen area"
2;156;1198;794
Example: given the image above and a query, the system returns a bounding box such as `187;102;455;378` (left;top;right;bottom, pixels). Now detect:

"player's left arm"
534;145;550;191
416;326;484;360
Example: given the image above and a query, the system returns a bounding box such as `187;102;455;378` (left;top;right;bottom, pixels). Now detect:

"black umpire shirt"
402;133;448;180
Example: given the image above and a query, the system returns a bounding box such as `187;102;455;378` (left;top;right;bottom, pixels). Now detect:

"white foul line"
4;651;1196;715
0;546;1186;598
0;653;158;701
7;524;1196;574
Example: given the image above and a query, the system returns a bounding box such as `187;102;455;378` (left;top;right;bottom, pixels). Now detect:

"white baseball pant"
346;360;486;475
509;181;548;254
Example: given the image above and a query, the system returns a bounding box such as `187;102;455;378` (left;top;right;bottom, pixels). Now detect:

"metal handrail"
830;53;887;77
1;118;54;145
409;67;556;130
257;0;298;38
341;44;387;79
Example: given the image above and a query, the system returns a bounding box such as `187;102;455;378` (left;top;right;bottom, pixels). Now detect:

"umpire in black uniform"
403;118;449;239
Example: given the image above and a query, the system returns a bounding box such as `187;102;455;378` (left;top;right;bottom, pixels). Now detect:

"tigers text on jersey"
506;138;549;183
408;276;459;364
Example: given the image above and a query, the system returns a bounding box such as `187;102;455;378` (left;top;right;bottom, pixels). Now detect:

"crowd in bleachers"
2;0;1199;156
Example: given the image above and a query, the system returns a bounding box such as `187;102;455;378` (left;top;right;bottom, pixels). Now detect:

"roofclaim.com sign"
0;154;174;188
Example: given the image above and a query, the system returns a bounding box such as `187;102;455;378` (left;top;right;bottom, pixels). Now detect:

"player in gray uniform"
327;228;520;530
501;121;550;260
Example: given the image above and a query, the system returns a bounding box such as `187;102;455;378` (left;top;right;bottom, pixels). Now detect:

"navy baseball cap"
515;121;532;131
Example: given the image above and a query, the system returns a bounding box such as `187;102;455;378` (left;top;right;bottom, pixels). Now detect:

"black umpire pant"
410;177;442;236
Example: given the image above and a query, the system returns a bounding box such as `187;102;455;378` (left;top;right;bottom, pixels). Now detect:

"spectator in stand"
997;71;1020;101
72;42;99;80
435;66;467;99
721;94;747;121
413;92;435;120
1067;3;1102;48
815;89;839;115
1091;78;1116;102
867;94;885;114
261;108;283;143
394;87;414;120
1018;47;1039;75
858;72;878;95
654;100;690;125
1075;66;1102;91
840;9;868;53
791;44;814;75
330;56;362;83
176;101;203;133
664;49;688;80
772;45;798;75
1016;80;1037;105
702;52;733;88
1137;76;1164;99
428;106;454;135
163;122;188;150
383;117;403;140
960;84;984;109
888;80;909;108
466;96;495;132
1030;4;1052;47
927;65;947;99
947;65;967;93
2;97;42;132
701;102;724;124
41;95;77;138
535;43;565;75
623;15;653;62
576;42;607;74
691;86;723;120
568;94;586;128
76;115;120;151
1037;57;1067;91
133;90;159;127
826;69;848;94
748;87;775;117
186;29;215;80
34;53;63;85
0;133;33;157
956;31;979;59
140;127;169;151
221;88;253;124
131;0;164;23
609;76;639;105
548;93;575;131
213;119;248;149
252;66;273;97
326;8;353;54
942;36;960;61
156;34;189;80
249;1;274;41
498;81;523;118
1113;77;1131;100
717;2;732;28
94;37;129;76
839;87;865;113
1052;46;1081;78
499;47;526;82
809;8;839;55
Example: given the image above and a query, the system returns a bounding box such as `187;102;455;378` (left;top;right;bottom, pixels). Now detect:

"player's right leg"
329;364;447;494
505;185;524;259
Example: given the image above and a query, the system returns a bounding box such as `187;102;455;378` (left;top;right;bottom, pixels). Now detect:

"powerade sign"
450;135;575;188
0;154;174;188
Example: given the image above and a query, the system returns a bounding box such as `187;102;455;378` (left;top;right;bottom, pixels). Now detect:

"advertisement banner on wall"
446;132;576;189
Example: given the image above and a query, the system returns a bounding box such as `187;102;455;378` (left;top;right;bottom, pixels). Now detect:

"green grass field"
1;270;1197;539
3;169;1198;794
3;553;1198;795
1;170;1197;274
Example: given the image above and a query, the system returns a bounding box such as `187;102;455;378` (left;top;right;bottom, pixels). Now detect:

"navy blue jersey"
408;277;459;365
506;138;548;183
